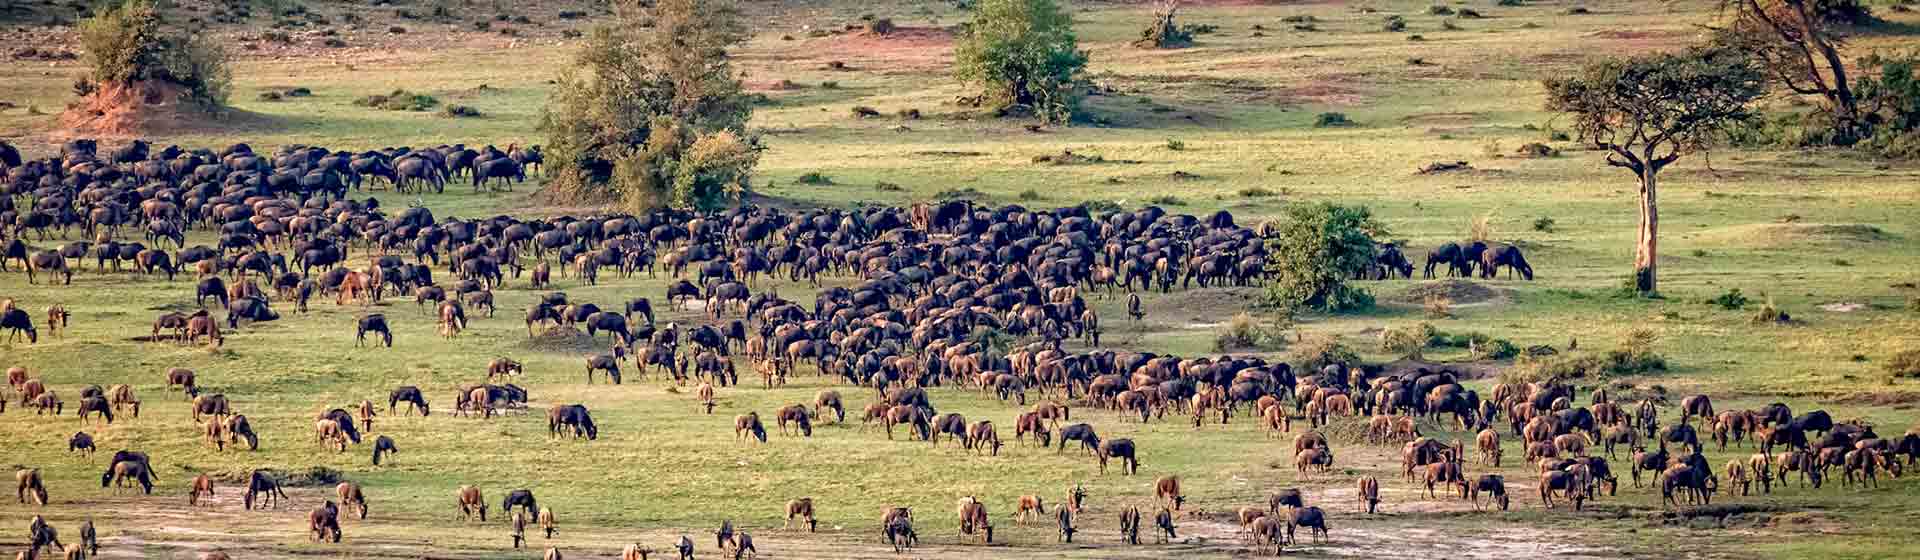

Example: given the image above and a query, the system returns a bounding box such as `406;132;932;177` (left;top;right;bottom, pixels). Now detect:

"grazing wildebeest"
1099;438;1139;475
775;404;813;437
310;500;342;542
957;496;994;544
1155;507;1177;543
503;489;538;518
246;469;289;510
338;482;369;519
785;497;817;531
1479;244;1533;280
1055;506;1077;543
736;411;768;443
17;468;49;505
190;474;215;506
548;404;598;440
69;432;96;456
458;485;488;521
1470;474;1509;511
1286;506;1329;545
540;507;559;538
226;414;259;450
3;307;37;343
1058;423;1100;454
389;386;429;416
356;314;393;347
372;435;399;465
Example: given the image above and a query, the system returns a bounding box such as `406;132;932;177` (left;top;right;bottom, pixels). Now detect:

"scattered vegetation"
440;104;482;118
796;172;835;185
1238;187;1277;198
542;0;759;211
1382;15;1406;32
1426;329;1520;360
1752;296;1791;324
1148;194;1186;206
1164;138;1186;151
1134;1;1194;49
1468;213;1494;242
77;0;233;107
955;0;1088;123
1380;323;1431;360
1214;312;1285;351
1291;334;1359;372
850;105;881;118
1888;348;1920;378
1313;112;1353;127
1532;216;1556;233
1423;295;1453;319
1265;202;1386;314
354;89;438;111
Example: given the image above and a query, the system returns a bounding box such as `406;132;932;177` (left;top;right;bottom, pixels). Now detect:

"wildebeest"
337;482;369;519
69;432;96;456
246;469;289;510
458;485;488;521
503;488;538;518
956;496;993;544
17;468;49;505
735;411;768;443
356;313;393;347
548;404;599;440
372;435;399;465
1058;423;1100;454
310;500;342;542
1099;438;1139;475
1470;474;1509;511
389;386;430;416
785;497;817;531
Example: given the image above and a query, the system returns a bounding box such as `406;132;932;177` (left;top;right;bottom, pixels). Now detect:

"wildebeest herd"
3;138;1912;558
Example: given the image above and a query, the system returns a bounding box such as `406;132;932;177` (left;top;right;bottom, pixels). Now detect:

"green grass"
3;1;1920;558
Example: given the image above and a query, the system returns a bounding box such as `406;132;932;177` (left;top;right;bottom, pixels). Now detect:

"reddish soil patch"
57;81;243;138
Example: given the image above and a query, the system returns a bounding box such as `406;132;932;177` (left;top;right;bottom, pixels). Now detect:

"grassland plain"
2;0;1919;558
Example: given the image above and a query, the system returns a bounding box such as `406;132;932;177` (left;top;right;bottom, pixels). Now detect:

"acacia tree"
1712;0;1867;142
1545;48;1765;295
954;0;1088;123
541;0;757;211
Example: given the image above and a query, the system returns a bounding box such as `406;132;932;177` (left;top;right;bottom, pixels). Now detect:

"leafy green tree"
1710;0;1868;143
542;0;758;211
1265;202;1387;313
954;0;1088;123
1545;48;1764;295
76;0;231;106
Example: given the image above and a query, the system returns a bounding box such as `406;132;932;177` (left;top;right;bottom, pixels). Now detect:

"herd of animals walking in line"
2;138;1912;558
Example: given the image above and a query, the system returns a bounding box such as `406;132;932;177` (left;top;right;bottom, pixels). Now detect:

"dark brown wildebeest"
1099;438;1140;475
1248;515;1283;555
548;404;598;440
69;432;95;456
372;435;398;466
106;459;154;494
4;307;40;343
45;304;68;338
539;507;558;538
1296;447;1333;477
356;313;392;347
184;312;221;346
78;517;97;556
735;411;767;443
27;515;61;557
389;386;429;416
785;497;817;531
933;413;969;447
1286;505;1329;545
203;418;229;451
310;500;342;542
315;418;348;452
503;489;538;518
108;384;139;417
246;469;289;510
1424;460;1467;499
1057;423;1100;454
165;367;196;396
1470;474;1509;511
585;354;622;385
190;474;215;506
458;485;488;521
775;404;812;437
1055;505;1077;543
338;482;369;519
227;414;258;450
1118;505;1141;545
956;496;993;544
1154;506;1177;543
76;396;114;424
882;507;916;552
733;531;755;560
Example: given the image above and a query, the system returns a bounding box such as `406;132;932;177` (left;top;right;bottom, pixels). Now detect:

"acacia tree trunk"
1634;168;1659;294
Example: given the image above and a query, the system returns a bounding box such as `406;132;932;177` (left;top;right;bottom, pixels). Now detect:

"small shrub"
1407;57;1428;65
1566;7;1590;14
1380;323;1433;360
1832;258;1852;267
898;108;922;119
1238;187;1277;198
1383;15;1406;32
874;181;904;192
1280;15;1316;23
561;29;583;39
1215;312;1280;351
1407;34;1425;41
323;38;347;48
1888;348;1920;378
263;31;292;43
1479;338;1521;360
440;104;482;118
935;187;988;200
1423;295;1453;319
1164;138;1186;151
1017;189;1043;201
1497;0;1524;6
1691;249;1709;258
1148;194;1187;206
1289;334;1357;371
258;91;283;101
850;105;881;118
1441;19;1460;31
1457;8;1483;18
1706;288;1749;310
865;17;895;35
1909;295;1920;313
285;88;311;97
354;89;438;111
1428;5;1455;16
1531;216;1556;233
1515;142;1559;157
473;20;490;31
820;81;840;89
1313;112;1352;127
796;172;835;185
387;25;407;33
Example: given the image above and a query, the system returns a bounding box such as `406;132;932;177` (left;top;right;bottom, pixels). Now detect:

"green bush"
1017;189;1042;200
440;104;482;118
1380;323;1433;360
796;172;834;185
1313;112;1352;127
1428;6;1454;16
954;0;1088;123
78;0;232;106
1164;138;1186;151
1383;15;1406;32
1265;202;1385;313
1215;312;1283;351
1532;216;1556;232
1706;288;1749;310
541;0;758;211
355;89;439;111
1292;334;1359;372
1148;194;1186;206
1238;187;1277;198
